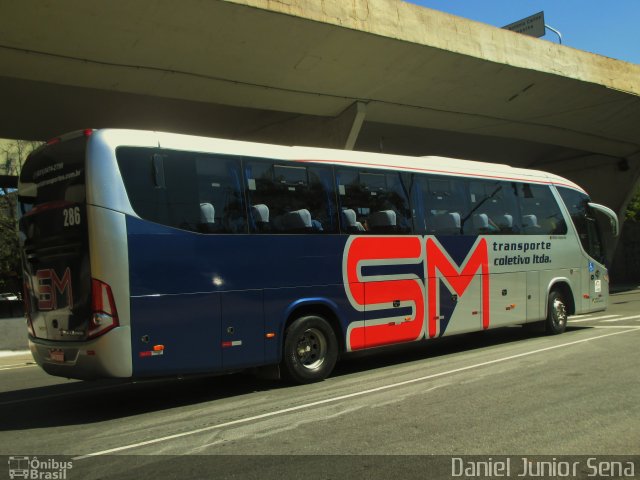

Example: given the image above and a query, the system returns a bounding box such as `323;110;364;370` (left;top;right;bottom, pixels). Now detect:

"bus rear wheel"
545;290;568;335
282;315;338;384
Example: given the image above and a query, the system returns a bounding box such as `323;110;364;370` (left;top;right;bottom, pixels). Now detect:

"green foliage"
0;140;42;295
625;188;640;222
0;188;18;286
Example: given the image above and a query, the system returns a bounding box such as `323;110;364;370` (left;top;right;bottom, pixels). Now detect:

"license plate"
50;349;65;362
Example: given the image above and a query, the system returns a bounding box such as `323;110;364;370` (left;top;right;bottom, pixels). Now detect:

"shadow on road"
0;325;589;431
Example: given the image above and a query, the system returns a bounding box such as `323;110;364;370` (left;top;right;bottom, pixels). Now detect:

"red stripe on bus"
23;200;74;217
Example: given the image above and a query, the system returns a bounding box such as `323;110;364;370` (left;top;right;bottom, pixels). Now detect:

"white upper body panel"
87;128;586;215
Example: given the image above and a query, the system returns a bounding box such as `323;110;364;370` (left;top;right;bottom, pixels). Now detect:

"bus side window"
518;184;567;235
116;148;248;234
336;168;412;235
466;180;519;235
413;175;467;236
116;147;200;231
194;155;247;234
244;159;337;234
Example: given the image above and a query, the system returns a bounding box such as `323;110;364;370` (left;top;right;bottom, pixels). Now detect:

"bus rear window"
18;137;86;213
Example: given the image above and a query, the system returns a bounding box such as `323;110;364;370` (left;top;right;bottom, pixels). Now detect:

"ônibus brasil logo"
8;456;73;479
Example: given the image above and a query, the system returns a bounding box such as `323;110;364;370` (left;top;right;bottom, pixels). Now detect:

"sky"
407;1;640;65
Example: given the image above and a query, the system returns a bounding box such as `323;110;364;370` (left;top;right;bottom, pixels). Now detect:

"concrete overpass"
1;0;639;217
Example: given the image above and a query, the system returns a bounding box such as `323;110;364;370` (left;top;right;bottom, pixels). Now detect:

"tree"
0;139;42;295
625;187;640;222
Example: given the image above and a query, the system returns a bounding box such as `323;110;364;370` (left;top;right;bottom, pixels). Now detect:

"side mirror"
588;202;619;237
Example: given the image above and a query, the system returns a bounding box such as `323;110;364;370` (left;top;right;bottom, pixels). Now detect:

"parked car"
0;292;19;301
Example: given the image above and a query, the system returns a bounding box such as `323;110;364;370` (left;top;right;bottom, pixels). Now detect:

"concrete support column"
244;101;367;150
343;101;367;150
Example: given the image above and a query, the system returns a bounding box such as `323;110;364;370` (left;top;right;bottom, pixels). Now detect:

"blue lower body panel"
126;216;350;377
131;292;222;376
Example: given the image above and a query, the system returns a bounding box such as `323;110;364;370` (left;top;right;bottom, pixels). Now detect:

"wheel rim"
553;297;567;328
295;327;327;371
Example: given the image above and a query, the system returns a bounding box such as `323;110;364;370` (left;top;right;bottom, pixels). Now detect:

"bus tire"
281;315;338;384
545;290;568;335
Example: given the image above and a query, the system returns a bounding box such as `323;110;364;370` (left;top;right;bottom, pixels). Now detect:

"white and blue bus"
18;129;619;383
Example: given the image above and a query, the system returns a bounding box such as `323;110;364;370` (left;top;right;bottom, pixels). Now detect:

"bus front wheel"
282;315;338;384
545;290;568;335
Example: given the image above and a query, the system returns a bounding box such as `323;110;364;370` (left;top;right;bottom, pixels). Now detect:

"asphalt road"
0;316;27;351
1;290;639;479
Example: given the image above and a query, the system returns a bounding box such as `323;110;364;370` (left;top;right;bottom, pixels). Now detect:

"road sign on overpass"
503;11;545;38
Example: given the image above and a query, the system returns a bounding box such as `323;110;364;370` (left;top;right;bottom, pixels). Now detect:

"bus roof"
93;129;586;192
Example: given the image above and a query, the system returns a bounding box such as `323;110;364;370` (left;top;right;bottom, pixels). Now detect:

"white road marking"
72;327;640;460
592;325;640;329
568;314;619;323
602;314;640;323
0;350;31;358
0;364;36;372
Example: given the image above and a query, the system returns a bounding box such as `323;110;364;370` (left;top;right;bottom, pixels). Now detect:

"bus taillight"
89;278;119;339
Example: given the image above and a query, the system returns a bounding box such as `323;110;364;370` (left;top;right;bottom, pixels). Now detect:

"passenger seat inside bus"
251;204;270;232
341;209;366;233
472;213;490;233
368;210;396;233
281;209;312;232
496;214;514;232
433;212;461;235
522;214;541;233
198;202;216;232
472;213;500;234
200;203;215;223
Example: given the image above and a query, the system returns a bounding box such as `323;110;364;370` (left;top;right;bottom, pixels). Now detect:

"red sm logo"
36;268;73;311
343;236;489;351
